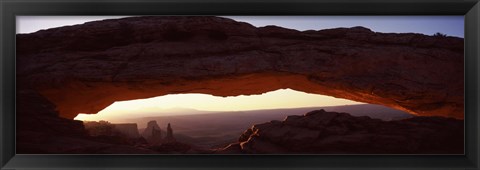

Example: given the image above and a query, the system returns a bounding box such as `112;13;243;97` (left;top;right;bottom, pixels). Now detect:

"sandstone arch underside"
16;16;464;119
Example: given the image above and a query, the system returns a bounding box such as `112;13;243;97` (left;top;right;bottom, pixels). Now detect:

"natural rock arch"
16;16;464;119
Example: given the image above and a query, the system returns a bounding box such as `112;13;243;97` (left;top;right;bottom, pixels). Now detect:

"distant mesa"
141;120;177;145
141;120;163;145
112;123;140;138
140;121;198;154
84;121;140;139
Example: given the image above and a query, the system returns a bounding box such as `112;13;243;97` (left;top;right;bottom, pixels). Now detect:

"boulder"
225;110;464;154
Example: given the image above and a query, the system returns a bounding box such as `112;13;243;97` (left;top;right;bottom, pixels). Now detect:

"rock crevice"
218;110;463;154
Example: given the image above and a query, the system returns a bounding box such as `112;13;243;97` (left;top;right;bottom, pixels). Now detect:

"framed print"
1;0;479;169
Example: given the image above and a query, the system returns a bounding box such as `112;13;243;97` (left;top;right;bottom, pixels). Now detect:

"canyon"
16;16;464;154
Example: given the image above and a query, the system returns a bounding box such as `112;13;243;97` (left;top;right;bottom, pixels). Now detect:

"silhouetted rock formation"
219;110;463;154
144;123;208;153
17;16;464;119
83;120;116;136
133;137;149;147
113;123;140;138
16;90;157;154
15;16;465;154
16;90;88;153
163;123;176;143
141;120;163;145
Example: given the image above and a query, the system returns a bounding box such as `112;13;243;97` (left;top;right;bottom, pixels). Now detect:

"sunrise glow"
74;88;363;122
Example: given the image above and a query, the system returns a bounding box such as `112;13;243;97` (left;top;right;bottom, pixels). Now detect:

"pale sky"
74;89;363;122
15;16;463;122
16;16;464;37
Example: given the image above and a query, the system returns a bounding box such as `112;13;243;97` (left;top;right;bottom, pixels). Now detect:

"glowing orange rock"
16;16;464;119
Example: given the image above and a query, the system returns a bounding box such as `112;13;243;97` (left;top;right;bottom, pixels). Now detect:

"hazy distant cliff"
113;123;140;138
141;120;162;145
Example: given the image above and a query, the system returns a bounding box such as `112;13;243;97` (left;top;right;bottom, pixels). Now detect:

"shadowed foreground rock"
218;110;464;154
17;90;157;154
17;16;464;119
17;89;463;154
15;16;465;154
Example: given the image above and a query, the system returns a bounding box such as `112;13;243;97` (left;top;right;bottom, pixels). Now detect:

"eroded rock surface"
141;120;163;145
113;123;141;138
16;90;157;154
17;16;464;119
219;110;463;154
163;123;176;143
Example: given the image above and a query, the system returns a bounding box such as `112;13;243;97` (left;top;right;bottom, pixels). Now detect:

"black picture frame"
1;0;479;169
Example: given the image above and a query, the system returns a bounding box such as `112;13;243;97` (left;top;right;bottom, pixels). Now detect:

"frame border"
1;0;479;169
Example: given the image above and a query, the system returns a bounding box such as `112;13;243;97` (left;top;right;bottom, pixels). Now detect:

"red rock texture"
141;120;163;145
16;16;464;119
218;110;464;154
112;123;141;138
16;90;157;154
16;90;463;154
